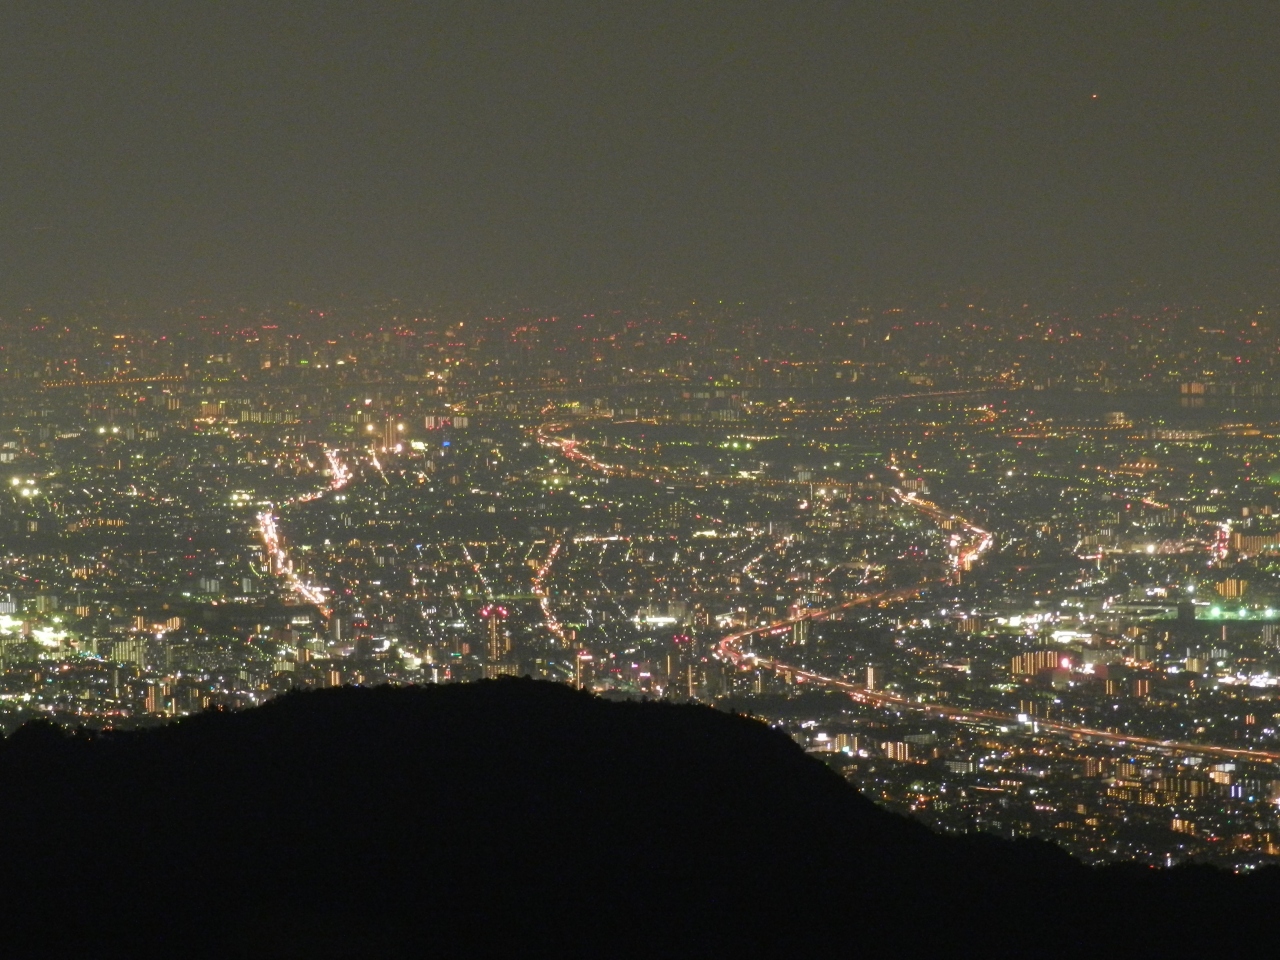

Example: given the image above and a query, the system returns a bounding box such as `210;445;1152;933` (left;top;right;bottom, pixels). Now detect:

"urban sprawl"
4;295;1280;869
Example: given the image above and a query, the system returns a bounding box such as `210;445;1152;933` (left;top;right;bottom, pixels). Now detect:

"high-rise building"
1215;578;1247;599
791;618;810;645
144;681;169;716
881;741;911;762
112;637;148;670
482;605;511;661
1010;650;1065;676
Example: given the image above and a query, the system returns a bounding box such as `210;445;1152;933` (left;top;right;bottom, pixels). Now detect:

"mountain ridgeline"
0;679;1272;956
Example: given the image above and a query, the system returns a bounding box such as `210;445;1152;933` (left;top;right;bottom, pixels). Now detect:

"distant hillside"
0;679;1273;956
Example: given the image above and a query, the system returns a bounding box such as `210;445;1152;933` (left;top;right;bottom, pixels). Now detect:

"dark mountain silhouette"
0;678;1272;957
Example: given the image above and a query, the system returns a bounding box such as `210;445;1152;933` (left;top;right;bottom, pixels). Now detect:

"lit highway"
531;539;567;644
507;421;1280;765
717;593;1280;764
255;447;353;617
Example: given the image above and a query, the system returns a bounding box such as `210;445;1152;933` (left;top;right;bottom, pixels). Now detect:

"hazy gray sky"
1;1;1277;299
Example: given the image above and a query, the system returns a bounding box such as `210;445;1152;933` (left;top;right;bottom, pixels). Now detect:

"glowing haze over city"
4;3;1280;950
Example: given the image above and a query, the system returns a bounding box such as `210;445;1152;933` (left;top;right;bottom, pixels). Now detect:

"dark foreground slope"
0;679;1273;957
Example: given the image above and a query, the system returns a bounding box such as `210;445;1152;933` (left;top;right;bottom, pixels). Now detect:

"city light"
1;288;1279;875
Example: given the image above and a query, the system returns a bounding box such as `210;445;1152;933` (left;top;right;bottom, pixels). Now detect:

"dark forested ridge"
0;679;1272;956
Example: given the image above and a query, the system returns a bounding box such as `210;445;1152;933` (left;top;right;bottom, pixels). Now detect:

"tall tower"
866;664;883;692
482;605;510;661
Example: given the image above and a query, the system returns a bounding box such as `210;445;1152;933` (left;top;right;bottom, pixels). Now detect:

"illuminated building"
881;741;911;762
1010;650;1064;676
866;665;883;691
112;638;148;670
482;605;511;661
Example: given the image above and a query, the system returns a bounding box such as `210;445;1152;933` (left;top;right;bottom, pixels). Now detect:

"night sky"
1;1;1278;300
